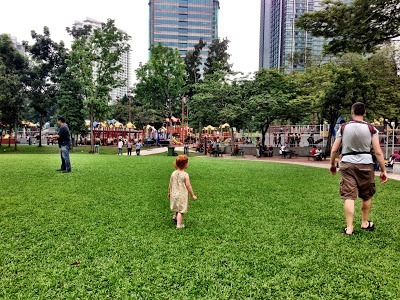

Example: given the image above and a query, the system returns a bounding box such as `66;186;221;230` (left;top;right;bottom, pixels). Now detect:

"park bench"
307;153;327;161
259;147;273;157
280;150;298;159
209;147;224;157
232;147;244;156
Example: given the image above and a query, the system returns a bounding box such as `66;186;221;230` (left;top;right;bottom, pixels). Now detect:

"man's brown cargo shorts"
339;162;376;200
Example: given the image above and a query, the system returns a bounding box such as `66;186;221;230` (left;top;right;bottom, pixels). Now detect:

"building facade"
149;0;220;70
8;35;25;54
259;0;326;73
73;18;132;103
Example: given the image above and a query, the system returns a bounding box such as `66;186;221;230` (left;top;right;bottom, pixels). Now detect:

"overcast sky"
0;0;260;81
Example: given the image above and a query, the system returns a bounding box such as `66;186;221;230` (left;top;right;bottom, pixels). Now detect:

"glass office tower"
149;0;220;65
259;0;326;73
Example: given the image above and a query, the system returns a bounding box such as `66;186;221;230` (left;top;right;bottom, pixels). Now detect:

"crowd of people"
117;138;143;156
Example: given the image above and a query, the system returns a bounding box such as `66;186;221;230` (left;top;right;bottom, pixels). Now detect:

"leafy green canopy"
0;34;28;148
135;43;186;124
23;27;68;146
297;0;400;55
64;19;130;150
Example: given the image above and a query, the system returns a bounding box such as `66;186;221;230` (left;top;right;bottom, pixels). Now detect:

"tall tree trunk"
261;121;270;147
8;125;11;148
38;116;43;147
90;110;95;153
14;122;18;151
230;127;235;155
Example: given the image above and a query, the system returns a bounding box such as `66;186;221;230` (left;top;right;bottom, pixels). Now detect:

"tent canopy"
203;125;217;131
126;122;136;129
220;123;230;129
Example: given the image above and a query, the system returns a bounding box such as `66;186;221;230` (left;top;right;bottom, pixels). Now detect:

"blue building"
149;0;220;64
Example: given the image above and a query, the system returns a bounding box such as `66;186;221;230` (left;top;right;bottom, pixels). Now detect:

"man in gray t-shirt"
330;102;387;235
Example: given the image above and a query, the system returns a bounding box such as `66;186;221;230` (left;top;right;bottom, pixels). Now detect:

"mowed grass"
1;144;125;156
0;152;399;299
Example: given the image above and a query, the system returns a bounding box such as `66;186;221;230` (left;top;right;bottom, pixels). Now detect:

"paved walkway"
125;146;400;181
122;147;168;156
201;152;400;181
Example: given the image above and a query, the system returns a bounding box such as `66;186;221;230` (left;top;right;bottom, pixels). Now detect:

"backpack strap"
340;120;377;156
342;151;372;156
340;120;377;135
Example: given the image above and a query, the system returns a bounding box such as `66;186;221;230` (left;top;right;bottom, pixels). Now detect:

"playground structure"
3;118;400;159
161;116;194;145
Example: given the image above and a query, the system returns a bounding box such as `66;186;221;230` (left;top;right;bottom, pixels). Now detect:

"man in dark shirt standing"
54;117;72;173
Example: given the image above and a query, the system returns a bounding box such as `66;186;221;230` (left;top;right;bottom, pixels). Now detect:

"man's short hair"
351;102;366;116
58;117;66;123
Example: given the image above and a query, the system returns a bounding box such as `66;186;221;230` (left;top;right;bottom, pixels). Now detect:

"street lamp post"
182;95;185;144
127;92;133;139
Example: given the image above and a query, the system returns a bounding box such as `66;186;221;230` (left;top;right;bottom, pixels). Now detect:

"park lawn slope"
0;154;399;299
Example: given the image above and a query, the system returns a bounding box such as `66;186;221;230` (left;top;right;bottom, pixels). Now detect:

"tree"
189;73;230;129
321;54;377;154
292;63;338;125
67;19;131;152
23;27;68;147
296;0;400;55
189;72;252;153
185;39;206;86
364;47;400;129
0;34;28;149
57;71;87;141
204;38;231;76
111;94;151;127
248;69;296;146
135;43;186;130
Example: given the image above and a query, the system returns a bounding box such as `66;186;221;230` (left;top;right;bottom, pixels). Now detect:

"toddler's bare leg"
177;213;184;227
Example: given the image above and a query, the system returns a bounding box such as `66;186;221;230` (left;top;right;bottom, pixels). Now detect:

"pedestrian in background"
118;139;123;155
136;139;143;155
54;117;72;173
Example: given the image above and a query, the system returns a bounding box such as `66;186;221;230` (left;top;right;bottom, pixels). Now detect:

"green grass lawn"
0;152;399;299
1;144;126;156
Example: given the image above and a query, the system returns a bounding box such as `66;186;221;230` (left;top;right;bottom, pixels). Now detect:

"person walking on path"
330;102;387;235
117;139;123;155
135;139;143;156
94;138;100;154
127;140;133;156
54;117;72;173
168;155;197;229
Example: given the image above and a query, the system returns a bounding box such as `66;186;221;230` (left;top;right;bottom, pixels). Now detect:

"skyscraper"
259;0;326;73
73;18;132;103
149;0;220;66
10;35;25;55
